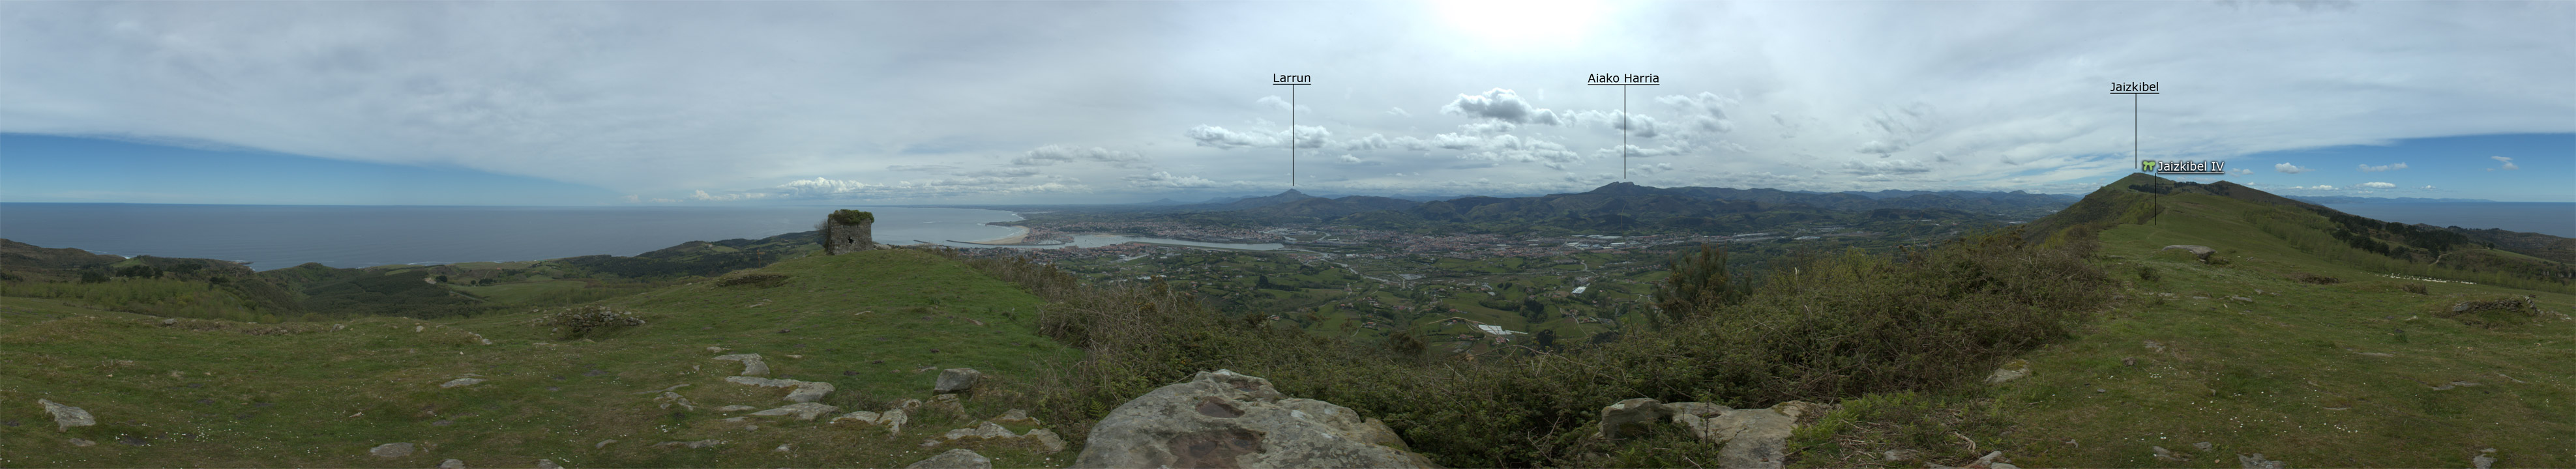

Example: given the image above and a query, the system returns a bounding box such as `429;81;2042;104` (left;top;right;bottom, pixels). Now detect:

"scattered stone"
721;376;835;403
927;393;966;416
906;448;993;469
2123;356;2139;367
1024;428;1067;453
941;421;1016;441
717;405;757;412
416;325;426;332
162;318;177;326
990;408;1041;426
658;439;724;449
2195;441;2214;452
69;437;95;446
2153;446;2191;462
654;391;694;410
895;399;925;414
935;368;983;393
438;459;466;468
2162;245;2216;261
747;402;842;421
535;459;560;469
594;439;617;449
2238;453;2285;469
38;399;95;431
1884;449;1921;462
2144;340;2168;352
2357;352;2394;358
441;378;488;388
1597;398;1671;440
774;444;793;453
2232;296;2254;303
712;354;769;377
1069;369;1436;468
370;442;416;458
2474;449;2497;469
1986;360;2031;384
706;347;727;353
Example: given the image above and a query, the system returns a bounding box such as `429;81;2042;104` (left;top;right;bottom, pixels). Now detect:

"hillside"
1;249;1081;467
1915;177;2576;468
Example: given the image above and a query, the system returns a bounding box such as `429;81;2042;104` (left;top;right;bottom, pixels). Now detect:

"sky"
1;1;2569;206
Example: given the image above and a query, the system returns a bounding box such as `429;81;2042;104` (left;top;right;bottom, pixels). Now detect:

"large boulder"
1071;369;1438;468
2161;245;2216;261
935;368;983;393
1597;397;1670;440
723;376;834;403
38;399;95;431
713;354;770;377
369;442;415;458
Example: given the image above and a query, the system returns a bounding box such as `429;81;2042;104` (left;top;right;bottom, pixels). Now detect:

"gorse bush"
938;227;2112;467
829;209;876;225
531;305;645;339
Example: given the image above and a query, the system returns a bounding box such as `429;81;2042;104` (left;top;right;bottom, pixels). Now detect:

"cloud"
1336;154;1376;165
1385;107;1410;117
2358;162;2406;171
2418;185;2436;190
2491;156;2519;170
1655;92;1738;134
1442;88;1552;124
2230;167;2253;175
1839;159;1934;175
887;165;958;173
1125;171;1254;189
1185;125;1330;150
1011;145;1147;167
1256;95;1310;113
2275;163;2313;174
2289;185;2337;191
2358;181;2396;189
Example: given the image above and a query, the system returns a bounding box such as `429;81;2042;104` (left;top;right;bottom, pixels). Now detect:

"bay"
0;203;1024;270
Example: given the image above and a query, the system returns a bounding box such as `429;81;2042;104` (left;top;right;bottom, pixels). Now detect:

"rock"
38;399;95;431
441;378;488;388
935;368;983;393
2123;356;2139;367
1024;428;1067;453
68;437;95;447
717;405;756;412
594;439;617;449
535;459;560;469
1069;369;1436;468
722;376;833;403
2231;296;2254;302
1770;401;1835;419
1682;405;1796;469
2357;352;2394;358
2154;446;2191;462
1597;397;1670;440
2474;449;2496;469
658;439;724;449
942;421;1016;441
1986;366;2030;384
706;347;727;353
370;442;416;458
655;391;694;410
747;402;841;421
775;444;793;452
2195;441;2214;452
162;318;177;326
1883;449;1921;462
927;393;966;416
1663;401;1730;419
712;353;769;376
895;399;925;414
2163;245;2216;261
990;408;1041;426
831;409;909;433
2238;453;2284;469
906;448;993;469
438;459;466;468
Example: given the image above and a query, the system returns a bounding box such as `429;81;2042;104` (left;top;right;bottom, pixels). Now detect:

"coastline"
962;225;1032;244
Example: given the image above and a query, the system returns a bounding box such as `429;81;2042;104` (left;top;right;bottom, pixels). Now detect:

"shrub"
1650;244;1740;326
2399;283;2429;295
2138;265;2159;281
531;305;645;339
2290;272;2342;284
829;209;876;225
714;272;790;288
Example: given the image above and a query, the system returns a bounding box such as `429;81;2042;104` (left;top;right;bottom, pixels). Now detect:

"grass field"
1;249;1080;468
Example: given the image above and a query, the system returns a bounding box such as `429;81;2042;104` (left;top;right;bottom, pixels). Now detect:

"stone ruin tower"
823;209;876;255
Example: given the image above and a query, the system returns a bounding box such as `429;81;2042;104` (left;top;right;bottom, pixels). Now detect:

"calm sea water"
0;203;1024;270
2320;202;2576;238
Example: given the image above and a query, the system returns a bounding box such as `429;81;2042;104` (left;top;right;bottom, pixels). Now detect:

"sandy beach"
964;225;1031;244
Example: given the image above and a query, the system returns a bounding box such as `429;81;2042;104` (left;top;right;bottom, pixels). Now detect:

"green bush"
829;209;876;225
531;305;645;339
714;272;790;288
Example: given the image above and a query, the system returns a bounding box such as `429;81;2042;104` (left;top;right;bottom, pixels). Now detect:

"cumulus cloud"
1125;171;1254;189
1442;88;1552;124
1011;145;1147;167
2275;163;2313;174
1839;159;1934;175
1336;154;1375;165
2230;167;2253;175
2358;181;2396;189
2289;185;2337;191
1385;107;1410;117
1185;125;1329;150
1655;92;1738;134
2490;156;2519;171
2358;162;2406;172
1256;95;1310;113
887;165;958;173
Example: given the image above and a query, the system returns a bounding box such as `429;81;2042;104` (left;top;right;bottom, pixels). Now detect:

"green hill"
1;249;1078;467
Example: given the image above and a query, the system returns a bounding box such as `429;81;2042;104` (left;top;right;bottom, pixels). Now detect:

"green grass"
0;249;1080;468
1970;193;2576;468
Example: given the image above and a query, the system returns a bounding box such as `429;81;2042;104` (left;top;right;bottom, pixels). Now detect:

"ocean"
0;203;1024;270
2319;202;2576;238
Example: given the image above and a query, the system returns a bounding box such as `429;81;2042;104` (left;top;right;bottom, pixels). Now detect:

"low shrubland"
937;227;2114;466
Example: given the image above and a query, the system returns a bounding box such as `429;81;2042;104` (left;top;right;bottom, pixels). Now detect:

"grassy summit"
0;249;1077;467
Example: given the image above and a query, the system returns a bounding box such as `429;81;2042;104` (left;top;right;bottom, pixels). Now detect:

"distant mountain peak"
1278;189;1310;197
1588;181;1657;195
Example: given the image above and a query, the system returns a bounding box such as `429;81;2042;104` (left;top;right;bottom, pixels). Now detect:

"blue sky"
0;1;2569;205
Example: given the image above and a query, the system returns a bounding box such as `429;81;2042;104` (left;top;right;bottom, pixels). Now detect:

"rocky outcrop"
713;354;770;376
907;448;993;469
1597;398;1835;469
831;408;909;434
38;399;95;431
928;422;1067;453
440;377;487;388
2162;245;2216;261
1070;369;1438;468
935;368;983;393
437;458;466;468
747;402;840;421
723;376;835;403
